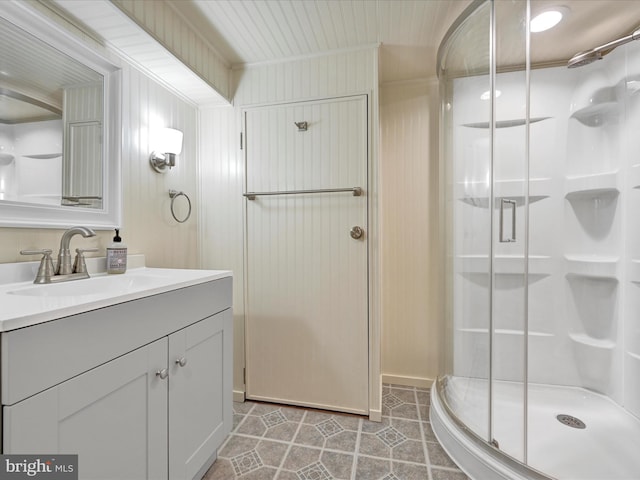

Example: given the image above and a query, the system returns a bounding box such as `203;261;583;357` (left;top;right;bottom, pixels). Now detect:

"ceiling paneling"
179;0;640;82
44;0;640;102
176;0;472;82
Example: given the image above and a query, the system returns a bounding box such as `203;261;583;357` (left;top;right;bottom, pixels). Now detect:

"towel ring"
169;189;192;223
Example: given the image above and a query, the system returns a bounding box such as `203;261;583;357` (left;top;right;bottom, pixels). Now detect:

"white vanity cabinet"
1;276;233;480
4;337;169;479
168;310;232;480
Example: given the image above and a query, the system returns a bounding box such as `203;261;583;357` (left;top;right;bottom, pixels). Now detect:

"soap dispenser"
106;228;127;274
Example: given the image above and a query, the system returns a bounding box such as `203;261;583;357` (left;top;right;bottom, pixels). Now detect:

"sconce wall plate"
294;121;308;131
149;152;174;173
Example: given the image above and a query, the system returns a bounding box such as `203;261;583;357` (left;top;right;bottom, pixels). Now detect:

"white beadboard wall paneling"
198;105;246;399
112;0;231;101
121;63;199;269
50;0;228;107
380;79;441;385
232;48;377;106
379;45;433;85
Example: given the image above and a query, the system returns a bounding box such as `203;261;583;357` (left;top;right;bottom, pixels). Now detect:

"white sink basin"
8;273;169;297
0;264;232;332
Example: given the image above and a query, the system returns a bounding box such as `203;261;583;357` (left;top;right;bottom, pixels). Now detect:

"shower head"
568;49;603;68
568;27;640;68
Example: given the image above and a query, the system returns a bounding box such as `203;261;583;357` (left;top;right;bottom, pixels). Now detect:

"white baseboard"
382;374;435;389
233;390;245;403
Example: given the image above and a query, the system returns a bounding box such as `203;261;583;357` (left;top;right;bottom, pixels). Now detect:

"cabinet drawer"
1;277;232;405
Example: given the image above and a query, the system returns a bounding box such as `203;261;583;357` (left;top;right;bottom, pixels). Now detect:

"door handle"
499;198;516;243
350;226;364;240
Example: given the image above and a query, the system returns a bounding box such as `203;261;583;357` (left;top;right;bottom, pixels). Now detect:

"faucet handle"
73;248;99;274
20;248;53;256
20;249;55;284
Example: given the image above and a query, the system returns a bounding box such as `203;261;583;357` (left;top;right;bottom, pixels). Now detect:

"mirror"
0;2;121;229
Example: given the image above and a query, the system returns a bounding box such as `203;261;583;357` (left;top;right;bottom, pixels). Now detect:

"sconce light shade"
150;127;184;173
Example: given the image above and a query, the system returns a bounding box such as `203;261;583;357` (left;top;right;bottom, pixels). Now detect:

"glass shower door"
441;0;493;444
490;0;530;463
441;0;531;461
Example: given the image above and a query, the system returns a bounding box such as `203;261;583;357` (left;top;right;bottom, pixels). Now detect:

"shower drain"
556;414;586;429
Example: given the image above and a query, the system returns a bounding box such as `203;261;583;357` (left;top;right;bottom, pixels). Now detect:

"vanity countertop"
0;256;231;332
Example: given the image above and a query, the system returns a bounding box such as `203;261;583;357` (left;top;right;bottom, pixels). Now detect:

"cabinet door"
169;310;233;480
3;338;168;480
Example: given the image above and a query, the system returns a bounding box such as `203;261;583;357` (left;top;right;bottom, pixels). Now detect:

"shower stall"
431;1;640;479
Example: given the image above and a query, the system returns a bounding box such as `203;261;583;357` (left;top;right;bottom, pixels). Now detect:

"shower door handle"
499;198;516;243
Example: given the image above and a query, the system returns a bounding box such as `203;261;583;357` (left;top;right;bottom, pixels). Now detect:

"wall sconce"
149;127;183;173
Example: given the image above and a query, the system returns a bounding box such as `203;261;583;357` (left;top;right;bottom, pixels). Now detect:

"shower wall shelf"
565;255;620;278
458;254;552;275
569;332;616;350
458;178;552;207
21;153;62;160
459;196;549;208
461;117;552;129
564;171;620;198
570;102;619;126
457;327;553;338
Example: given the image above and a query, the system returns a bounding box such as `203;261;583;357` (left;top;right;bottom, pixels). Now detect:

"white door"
244;96;369;415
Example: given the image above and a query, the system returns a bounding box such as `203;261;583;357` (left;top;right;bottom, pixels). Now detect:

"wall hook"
294;121;308;131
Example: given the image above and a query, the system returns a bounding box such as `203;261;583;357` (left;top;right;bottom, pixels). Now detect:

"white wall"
198;104;245;400
112;0;231;101
380;79;441;387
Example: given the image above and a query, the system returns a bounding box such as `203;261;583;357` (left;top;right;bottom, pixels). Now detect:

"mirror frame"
0;1;121;230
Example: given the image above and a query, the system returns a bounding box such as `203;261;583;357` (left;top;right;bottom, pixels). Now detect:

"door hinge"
243;367;246;384
240;131;243;150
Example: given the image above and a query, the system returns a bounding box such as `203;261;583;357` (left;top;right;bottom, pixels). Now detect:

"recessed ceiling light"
530;8;566;33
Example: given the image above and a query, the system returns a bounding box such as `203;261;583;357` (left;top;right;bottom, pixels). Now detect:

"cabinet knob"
175;357;187;367
155;368;169;380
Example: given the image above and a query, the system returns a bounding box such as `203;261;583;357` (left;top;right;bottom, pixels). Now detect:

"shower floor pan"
433;377;640;480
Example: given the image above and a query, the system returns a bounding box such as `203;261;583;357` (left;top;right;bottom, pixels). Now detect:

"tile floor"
202;384;468;480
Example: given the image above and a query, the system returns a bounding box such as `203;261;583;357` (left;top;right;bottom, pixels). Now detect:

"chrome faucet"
57;226;96;275
20;226;98;283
